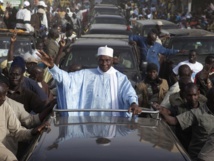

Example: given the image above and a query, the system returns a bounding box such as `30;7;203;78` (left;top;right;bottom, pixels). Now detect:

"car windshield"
89;29;129;35
94;17;126;25
0;39;33;57
63;47;135;70
170;38;214;54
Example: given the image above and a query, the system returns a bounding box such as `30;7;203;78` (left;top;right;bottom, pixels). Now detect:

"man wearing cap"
16;1;34;32
31;8;45;34
129;29;184;72
37;46;141;116
37;1;48;30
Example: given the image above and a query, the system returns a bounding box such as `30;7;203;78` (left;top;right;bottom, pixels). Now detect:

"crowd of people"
0;0;214;161
121;0;214;31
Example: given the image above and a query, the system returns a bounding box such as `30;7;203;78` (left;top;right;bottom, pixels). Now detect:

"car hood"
25;116;190;161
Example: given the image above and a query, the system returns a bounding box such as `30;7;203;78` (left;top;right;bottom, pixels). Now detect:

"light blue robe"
49;65;138;116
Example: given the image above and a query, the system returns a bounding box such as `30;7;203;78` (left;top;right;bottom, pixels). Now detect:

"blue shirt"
49;65;138;117
129;35;179;71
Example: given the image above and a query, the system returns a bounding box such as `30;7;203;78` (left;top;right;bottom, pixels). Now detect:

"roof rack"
53;108;160;119
0;28;34;36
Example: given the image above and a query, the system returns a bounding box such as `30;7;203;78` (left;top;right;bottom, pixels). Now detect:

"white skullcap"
37;8;45;14
156;20;163;26
38;1;47;7
23;1;30;7
23;52;39;63
97;46;113;57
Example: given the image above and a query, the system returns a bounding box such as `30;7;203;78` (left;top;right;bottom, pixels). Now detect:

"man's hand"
31;121;50;136
59;35;66;48
178;49;188;54
128;103;142;115
151;102;171;115
129;40;137;46
10;31;17;43
37;50;54;68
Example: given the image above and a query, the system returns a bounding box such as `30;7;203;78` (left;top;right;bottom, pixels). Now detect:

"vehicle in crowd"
132;19;179;37
0;29;35;64
85;24;131;35
21;109;192;161
81;34;129;39
159;28;214;85
94;0;119;5
92;4;122;15
60;37;141;83
90;14;127;25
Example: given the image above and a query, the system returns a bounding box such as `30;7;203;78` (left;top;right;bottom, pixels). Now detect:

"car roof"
24;116;191;161
94;4;118;9
90;24;127;30
72;38;129;47
94;14;124;18
136;19;177;26
162;28;214;37
81;34;128;39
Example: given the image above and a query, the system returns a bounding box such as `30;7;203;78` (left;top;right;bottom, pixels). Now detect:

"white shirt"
16;8;34;32
173;60;203;81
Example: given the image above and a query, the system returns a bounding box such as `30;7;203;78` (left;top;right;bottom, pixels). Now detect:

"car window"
64;47;135;69
94;17;126;25
0;39;33;57
170;38;214;54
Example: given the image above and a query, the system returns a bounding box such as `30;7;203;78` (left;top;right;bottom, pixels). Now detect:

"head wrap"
0;74;9;87
11;56;26;73
146;63;158;72
97;46;113;57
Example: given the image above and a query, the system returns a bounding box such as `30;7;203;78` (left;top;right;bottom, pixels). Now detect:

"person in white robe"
37;46;141;116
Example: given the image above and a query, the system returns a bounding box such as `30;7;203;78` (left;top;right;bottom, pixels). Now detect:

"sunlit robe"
49;65;138;116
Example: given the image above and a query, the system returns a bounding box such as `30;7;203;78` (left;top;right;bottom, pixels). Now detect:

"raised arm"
37;50;72;84
7;32;17;62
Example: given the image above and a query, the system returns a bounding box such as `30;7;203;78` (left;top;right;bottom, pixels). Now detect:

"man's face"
98;55;113;72
26;62;37;72
147;70;158;80
9;67;23;87
188;51;197;63
147;33;157;45
34;0;39;5
185;88;199;107
36;42;44;51
0;84;7;106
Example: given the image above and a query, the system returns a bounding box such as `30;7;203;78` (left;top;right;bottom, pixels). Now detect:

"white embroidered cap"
97;45;113;57
23;52;39;63
156;20;163;26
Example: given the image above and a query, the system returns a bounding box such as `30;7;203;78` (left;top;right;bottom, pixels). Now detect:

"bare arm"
7;32;17;61
161;113;178;125
151;102;177;125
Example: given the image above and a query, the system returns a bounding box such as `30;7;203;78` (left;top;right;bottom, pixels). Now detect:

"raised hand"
37;50;54;68
10;31;17;43
59;35;66;48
